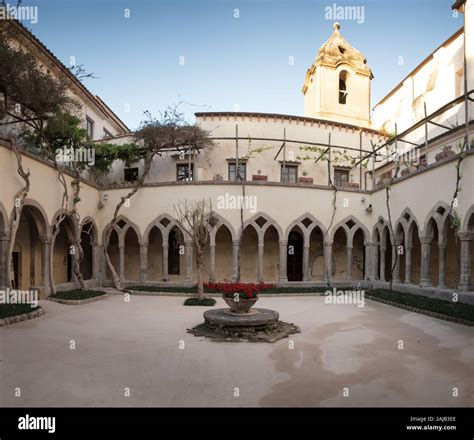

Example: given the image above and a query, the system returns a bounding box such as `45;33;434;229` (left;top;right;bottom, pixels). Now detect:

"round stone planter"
223;295;258;314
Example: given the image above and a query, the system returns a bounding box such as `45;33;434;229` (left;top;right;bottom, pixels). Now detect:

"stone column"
346;246;353;281
379;245;386;282
419;237;432;287
278;240;288;283
162;243;169;281
139;242;148;283
364;242;377;281
232;239;240;282
438;242;447;289
458;233;472;291
373;241;379;280
393;240;402;283
40;236;52;296
184;241;193;282
0;234;10;288
209;244;216;282
303;240;310;282
324;242;332;283
405;245;412;284
91;243;99;281
119;244;125;282
257;241;264;283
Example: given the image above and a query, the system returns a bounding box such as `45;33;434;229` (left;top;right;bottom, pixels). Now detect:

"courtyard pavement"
1;293;473;407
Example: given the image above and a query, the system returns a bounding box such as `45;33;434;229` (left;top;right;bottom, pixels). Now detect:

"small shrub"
183;297;216;306
0;304;40;319
51;290;107;300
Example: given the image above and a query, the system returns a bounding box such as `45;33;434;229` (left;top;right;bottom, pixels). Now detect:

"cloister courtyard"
1;292;473;407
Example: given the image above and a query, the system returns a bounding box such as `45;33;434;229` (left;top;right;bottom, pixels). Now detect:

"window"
177;163;194;181
334;168;349;187
124;167;139;182
281;165;298;183
86;117;94;139
103;128;112;139
228;162;246;181
339;71;348;105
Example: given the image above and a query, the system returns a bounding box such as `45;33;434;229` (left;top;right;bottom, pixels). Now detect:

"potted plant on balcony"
435;145;455;162
252;169;267;181
298;170;313;185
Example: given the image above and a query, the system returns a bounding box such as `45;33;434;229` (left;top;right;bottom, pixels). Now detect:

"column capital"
457;232;472;241
279;240;288;246
39;235;52;245
394;238;403;245
438;242;447;250
324;241;333;247
232;240;240;246
140;242;149;247
419;236;433;244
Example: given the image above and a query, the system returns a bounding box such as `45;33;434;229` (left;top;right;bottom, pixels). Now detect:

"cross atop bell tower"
302;23;373;127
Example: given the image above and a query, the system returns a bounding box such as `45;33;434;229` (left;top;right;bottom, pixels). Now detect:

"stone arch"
240;212;283;242
80;217;98;244
209;213;237;245
461;205;474;233
7;200;50;291
17;199;49;237
284;212;327;242
422;201;451;241
143;214;179;244
50;211;77;286
330;215;369;246
102;215;144;246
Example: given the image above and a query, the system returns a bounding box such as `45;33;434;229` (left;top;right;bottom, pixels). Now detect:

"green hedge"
50;290;107;300
128;285;331;294
183;297;216;306
368;289;474;322
0;304;40;319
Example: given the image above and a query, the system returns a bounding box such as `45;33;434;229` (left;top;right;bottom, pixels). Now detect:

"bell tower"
302;23;373;127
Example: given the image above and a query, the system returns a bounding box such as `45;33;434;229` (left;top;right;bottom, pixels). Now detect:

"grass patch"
129;285;197;293
261;286;329;294
50;290;107;300
183;297;216;306
0;304;40;319
368;289;474;322
129;285;331;294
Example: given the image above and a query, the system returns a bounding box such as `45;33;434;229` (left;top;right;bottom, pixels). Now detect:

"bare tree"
0;28;77;288
175;199;217;300
102;107;213;291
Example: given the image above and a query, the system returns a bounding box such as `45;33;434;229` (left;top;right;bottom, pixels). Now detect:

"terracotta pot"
252;175;267;181
347;182;360;189
435;149;455;162
223;295;259;313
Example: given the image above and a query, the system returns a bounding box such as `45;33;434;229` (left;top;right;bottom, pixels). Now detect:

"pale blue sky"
17;0;463;129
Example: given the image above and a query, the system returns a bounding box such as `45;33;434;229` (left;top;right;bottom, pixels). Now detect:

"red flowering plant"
205;282;275;299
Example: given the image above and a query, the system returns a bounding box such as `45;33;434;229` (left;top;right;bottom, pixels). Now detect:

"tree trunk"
70;233;86;290
197;252;204;300
103;154;155;291
103;236;123;291
6;140;30;288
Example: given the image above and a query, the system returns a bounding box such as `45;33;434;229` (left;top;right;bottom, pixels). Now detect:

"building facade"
0;1;473;304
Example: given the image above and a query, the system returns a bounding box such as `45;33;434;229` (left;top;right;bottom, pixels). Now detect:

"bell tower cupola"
302;23;373;127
